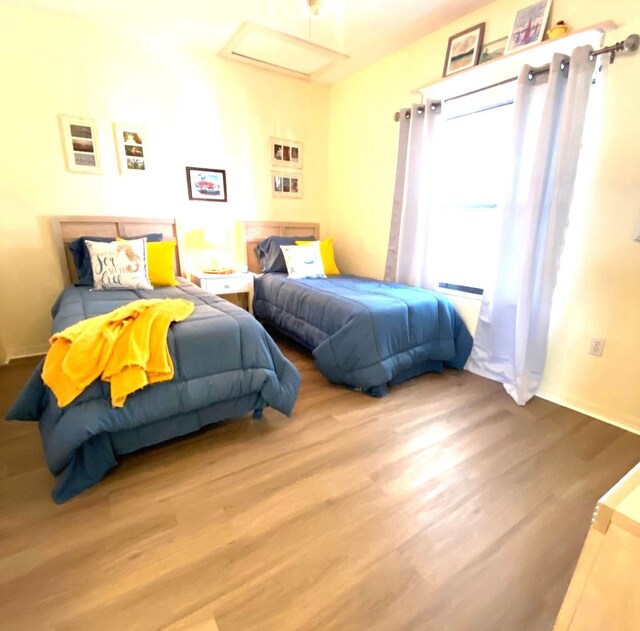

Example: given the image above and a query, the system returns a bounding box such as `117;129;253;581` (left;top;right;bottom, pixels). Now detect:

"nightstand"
190;271;255;314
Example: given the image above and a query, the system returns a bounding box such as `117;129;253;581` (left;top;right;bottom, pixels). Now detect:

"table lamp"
202;225;233;274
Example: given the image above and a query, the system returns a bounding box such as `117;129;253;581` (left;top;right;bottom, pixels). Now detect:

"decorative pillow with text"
85;238;153;290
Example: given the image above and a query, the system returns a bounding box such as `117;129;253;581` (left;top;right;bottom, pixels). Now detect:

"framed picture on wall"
59;115;102;174
480;36;508;64
114;123;146;173
270;137;303;169
271;170;303;198
506;0;552;52
186;166;227;202
442;22;485;77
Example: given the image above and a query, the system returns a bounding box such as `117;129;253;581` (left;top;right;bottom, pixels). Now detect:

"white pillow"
85;238;153;290
280;242;326;279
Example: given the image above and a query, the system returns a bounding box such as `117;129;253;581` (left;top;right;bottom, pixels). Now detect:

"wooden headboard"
54;215;183;284
241;220;320;273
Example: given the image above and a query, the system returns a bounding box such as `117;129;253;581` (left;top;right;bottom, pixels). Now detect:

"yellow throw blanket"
42;298;195;408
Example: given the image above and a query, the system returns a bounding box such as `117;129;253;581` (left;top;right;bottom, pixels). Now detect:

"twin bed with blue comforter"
8;282;300;502
244;221;472;396
6;216;303;503
253;273;472;397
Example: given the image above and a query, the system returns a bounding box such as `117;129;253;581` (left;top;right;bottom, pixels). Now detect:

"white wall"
0;3;330;359
327;0;640;430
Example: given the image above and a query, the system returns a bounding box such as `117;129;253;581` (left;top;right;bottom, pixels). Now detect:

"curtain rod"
526;32;639;79
393;33;639;121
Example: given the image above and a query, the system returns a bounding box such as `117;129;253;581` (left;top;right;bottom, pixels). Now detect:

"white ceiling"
3;0;496;83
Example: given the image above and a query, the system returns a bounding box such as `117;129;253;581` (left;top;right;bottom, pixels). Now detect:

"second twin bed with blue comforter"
253;273;473;397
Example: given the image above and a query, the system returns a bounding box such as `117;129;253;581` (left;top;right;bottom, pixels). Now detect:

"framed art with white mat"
59;115;102;174
114;123;146;173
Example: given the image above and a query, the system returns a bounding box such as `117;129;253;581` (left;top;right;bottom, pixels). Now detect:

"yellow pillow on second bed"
296;237;340;275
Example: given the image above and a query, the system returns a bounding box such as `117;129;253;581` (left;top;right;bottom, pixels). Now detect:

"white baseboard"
7;344;49;362
536;387;640;436
465;366;640;436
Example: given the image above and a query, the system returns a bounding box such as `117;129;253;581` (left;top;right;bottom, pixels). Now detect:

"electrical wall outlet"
589;337;606;357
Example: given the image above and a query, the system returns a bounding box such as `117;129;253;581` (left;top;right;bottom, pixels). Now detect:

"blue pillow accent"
69;233;163;286
255;235;313;273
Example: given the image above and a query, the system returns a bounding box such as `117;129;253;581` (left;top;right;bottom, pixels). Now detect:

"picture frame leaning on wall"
443;22;486;77
506;0;552;53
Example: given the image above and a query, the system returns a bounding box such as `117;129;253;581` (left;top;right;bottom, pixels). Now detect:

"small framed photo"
271;171;302;198
114;123;146;173
506;0;552;52
270;137;303;169
443;23;485;77
186;167;227;202
480;36;508;64
59;115;102;174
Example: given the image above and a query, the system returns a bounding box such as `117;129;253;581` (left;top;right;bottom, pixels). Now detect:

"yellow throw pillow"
296;237;340;275
147;241;178;286
117;238;178;286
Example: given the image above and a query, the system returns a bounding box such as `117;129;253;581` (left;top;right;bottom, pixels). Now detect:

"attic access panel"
220;22;348;80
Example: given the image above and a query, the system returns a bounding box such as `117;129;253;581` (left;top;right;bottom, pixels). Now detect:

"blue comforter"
7;282;300;502
254;274;472;396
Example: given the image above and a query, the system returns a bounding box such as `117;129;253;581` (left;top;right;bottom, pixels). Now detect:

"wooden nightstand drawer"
190;272;254;313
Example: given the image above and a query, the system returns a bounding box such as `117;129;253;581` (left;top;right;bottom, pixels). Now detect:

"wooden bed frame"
55;217;318;284
241;220;320;273
54;215;183;284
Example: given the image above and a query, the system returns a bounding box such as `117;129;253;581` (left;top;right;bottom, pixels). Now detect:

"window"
428;82;515;296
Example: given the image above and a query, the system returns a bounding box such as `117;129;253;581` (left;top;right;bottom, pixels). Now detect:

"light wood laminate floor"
2;334;640;631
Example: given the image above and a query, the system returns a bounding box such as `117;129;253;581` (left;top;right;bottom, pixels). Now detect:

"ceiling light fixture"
219;21;348;81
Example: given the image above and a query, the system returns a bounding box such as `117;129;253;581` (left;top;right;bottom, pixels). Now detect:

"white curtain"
466;46;597;405
385;102;440;289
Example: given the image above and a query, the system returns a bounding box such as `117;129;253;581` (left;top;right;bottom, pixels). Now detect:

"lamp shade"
203;226;226;249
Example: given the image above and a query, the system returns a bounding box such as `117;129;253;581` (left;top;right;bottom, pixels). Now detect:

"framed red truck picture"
186;167;227;202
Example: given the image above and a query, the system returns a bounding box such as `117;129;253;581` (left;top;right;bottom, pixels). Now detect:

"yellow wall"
0;3;329;358
327;0;640;429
